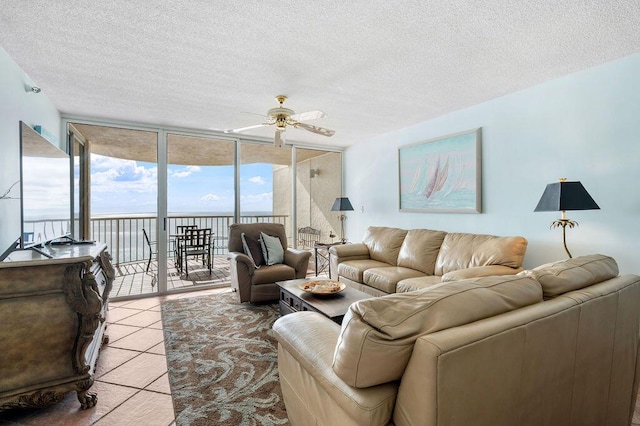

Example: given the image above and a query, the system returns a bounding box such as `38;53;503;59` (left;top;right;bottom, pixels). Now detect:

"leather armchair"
227;222;311;303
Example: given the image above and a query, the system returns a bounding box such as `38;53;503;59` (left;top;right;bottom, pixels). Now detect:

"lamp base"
550;218;578;259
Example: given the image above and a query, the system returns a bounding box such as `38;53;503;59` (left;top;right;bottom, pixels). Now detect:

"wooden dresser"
0;243;114;410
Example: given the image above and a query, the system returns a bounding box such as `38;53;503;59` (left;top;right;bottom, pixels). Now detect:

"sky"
23;156;71;220
84;154;274;216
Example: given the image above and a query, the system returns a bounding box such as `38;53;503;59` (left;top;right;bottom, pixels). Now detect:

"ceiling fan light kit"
227;95;335;146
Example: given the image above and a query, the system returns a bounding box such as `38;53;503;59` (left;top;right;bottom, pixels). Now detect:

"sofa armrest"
441;265;523;282
330;243;370;259
329;243;371;279
284;248;312;278
273;312;398;425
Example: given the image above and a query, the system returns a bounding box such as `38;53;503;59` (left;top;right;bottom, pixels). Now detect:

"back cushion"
397;229;447;275
332;275;543;388
524;254;619;299
362;227;408;266
434;233;528;275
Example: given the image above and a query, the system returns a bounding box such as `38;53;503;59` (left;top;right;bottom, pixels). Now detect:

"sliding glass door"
294;148;343;248
239;141;292;239
166;133;235;289
66;118;343;299
69;123;160;298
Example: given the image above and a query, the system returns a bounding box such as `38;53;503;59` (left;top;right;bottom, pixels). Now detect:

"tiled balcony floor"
111;255;231;298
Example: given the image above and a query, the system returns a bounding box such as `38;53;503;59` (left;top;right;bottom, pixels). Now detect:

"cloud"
90;154;157;193
200;193;221;202
171;165;201;178
249;176;266;185
241;192;273;202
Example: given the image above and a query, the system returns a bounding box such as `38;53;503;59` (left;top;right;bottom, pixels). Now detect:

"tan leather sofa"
329;226;528;296
227;223;311;303
273;254;640;426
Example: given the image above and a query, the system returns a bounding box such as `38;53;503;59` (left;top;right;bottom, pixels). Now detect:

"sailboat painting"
399;128;481;213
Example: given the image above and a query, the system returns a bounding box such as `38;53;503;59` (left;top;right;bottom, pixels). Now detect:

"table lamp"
534;178;600;258
331;196;354;243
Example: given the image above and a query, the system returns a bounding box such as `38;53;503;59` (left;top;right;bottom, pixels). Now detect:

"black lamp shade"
534;181;600;212
331;197;354;212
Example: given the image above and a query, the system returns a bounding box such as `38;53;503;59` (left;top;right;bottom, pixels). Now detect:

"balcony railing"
89;214;288;266
24;214;288;266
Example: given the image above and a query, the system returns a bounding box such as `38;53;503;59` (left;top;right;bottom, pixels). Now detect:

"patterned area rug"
162;291;289;426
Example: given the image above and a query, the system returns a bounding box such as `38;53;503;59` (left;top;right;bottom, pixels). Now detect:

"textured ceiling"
2;1;640;148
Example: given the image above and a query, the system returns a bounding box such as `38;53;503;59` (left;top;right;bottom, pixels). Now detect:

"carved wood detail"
98;250;115;304
0;390;66;410
0;244;112;411
63;262;103;375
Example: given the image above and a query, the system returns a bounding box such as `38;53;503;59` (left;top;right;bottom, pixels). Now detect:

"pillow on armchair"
241;233;265;268
260;232;284;265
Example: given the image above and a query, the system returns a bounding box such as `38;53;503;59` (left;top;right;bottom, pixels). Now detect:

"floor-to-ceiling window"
166;133;235;289
294;148;343;248
69;123;160;297
239;141;292;241
66;119;343;299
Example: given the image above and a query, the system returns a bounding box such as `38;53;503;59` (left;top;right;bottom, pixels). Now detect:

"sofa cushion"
434;233;528;276
363;267;426;294
332;275;543;388
524;254;619;299
362;227;408;266
396;275;443;293
396;229;447;275
339;259;391;283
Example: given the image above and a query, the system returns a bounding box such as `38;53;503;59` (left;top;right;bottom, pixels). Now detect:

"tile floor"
0;286;231;426
2;283;640;425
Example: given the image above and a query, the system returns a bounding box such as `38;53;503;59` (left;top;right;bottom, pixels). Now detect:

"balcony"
24;214;293;298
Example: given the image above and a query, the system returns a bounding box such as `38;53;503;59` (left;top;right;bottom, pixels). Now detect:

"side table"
313;241;344;276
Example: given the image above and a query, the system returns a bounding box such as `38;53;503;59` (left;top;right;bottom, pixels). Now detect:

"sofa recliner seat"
330;226;528;296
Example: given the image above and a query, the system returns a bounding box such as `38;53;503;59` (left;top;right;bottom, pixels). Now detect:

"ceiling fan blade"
293;122;335;137
274;129;285;148
224;123;268;133
290;110;326;122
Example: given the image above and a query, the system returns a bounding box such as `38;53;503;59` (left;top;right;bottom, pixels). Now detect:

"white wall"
344;53;640;274
0;47;61;256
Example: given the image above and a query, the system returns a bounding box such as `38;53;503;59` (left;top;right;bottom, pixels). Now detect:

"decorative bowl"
299;279;346;295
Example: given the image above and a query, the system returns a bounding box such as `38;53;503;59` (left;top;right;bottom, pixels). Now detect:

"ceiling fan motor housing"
267;106;295;130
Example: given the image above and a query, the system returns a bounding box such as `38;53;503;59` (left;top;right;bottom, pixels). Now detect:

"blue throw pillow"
259;232;284;265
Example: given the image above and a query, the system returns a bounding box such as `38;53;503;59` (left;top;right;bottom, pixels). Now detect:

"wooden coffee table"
276;278;373;324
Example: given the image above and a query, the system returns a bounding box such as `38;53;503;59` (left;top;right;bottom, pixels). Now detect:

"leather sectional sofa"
329;226;528;296
273;254;640;425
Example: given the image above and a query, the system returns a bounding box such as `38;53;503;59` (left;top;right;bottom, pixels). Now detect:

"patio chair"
228;223;311;303
173;224;197;272
142;228;157;273
181;228;212;277
297;226;321;249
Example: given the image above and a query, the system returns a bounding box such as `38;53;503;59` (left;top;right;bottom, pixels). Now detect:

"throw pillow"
259;232;284;265
241;233;265;268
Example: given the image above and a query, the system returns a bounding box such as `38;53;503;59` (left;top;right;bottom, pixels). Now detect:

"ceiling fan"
224;95;335;147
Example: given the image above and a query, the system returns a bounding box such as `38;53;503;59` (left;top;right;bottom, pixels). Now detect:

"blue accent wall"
344;53;640;273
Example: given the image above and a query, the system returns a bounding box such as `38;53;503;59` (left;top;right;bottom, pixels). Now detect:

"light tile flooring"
0;286;232;426
2;282;640;425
